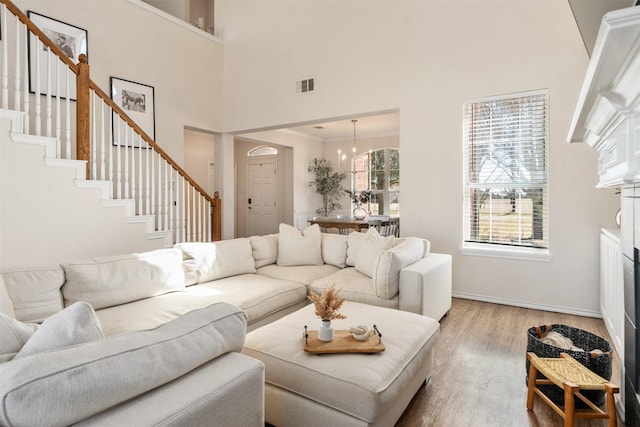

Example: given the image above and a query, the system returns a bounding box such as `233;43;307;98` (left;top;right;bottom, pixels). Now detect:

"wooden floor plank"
395;298;624;426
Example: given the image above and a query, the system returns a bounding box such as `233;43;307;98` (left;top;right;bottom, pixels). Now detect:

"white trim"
460;243;552;261
452;292;601;318
127;0;223;45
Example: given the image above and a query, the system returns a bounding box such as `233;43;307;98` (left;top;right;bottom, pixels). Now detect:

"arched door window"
248;146;278;157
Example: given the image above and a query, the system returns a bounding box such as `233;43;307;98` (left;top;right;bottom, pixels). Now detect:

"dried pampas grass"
308;284;346;321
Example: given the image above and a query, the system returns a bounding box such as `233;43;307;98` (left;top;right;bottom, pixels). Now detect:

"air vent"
295;77;315;95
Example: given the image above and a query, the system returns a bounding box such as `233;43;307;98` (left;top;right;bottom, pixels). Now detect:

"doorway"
247;159;278;235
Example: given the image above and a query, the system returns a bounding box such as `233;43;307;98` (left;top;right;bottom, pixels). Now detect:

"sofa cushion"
95;274;307;337
277;223;323;266
355;228;394;278
0;275;15;318
310;268;398;310
321;233;348;268
373;237;424;299
0;302;247;427
257;264;340;286
250;234;279;268
1;265;64;323
176;239;256;284
16;301;104;359
62;248;185;310
346;230;366;267
0;313;38;362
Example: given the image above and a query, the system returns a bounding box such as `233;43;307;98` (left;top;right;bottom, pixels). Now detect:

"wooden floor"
395;298;624;427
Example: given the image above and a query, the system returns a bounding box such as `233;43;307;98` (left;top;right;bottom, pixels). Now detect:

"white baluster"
2;5;8;109
168;169;174;239
14;16;21;111
45;49;51;137
35;37;41;136
130;128;136;206
145;143;150;215
181;177;187;242
138;134;142;214
65;70;70;158
23;25;29;133
55;61;61;158
91;91;96;180
164;160;170;231
100;98;105;181
116;118;122;199
124;125;130;200
198;191;203;241
108;105;113;199
158;160;165;230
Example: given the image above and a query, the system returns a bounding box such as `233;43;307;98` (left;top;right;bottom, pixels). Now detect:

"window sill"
460;243;552;262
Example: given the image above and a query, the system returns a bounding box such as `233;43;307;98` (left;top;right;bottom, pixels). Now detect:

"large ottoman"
243;301;440;427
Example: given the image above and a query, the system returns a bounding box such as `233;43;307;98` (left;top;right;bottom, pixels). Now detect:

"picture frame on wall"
27;11;88;100
110;77;155;148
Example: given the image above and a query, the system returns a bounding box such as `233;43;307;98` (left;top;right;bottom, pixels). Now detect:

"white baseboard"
452;292;602;318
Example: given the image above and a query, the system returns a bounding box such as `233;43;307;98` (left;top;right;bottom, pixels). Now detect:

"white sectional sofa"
0;223;452;426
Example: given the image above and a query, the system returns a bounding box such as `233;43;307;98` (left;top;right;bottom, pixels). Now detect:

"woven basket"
526;324;612;407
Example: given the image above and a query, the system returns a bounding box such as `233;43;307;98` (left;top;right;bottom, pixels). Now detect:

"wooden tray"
303;329;385;354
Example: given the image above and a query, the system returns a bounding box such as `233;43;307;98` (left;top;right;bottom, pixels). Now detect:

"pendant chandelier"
338;119;359;175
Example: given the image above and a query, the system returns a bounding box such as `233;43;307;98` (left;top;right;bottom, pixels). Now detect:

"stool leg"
563;382;577;427
605;383;619;427
526;360;537;410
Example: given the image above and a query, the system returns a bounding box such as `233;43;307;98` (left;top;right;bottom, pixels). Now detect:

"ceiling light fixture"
338;119;360;175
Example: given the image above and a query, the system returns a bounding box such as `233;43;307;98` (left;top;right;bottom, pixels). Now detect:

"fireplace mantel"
568;6;640;188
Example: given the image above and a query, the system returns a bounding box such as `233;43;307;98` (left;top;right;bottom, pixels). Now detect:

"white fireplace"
568;5;640;424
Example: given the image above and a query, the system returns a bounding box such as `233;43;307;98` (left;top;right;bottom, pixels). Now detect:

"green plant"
308;158;347;216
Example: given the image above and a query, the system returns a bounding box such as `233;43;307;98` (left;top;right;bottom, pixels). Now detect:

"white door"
247;160;278;235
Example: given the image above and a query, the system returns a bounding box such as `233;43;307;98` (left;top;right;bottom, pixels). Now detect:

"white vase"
318;319;333;342
353;204;367;220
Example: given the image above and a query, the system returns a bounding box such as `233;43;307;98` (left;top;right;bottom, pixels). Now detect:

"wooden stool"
526;352;619;427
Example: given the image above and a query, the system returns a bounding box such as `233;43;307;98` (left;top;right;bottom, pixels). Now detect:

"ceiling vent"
295;77;315;95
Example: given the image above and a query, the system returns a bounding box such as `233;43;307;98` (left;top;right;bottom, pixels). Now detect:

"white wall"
184;128;215;195
217;0;619;316
0;117;164;267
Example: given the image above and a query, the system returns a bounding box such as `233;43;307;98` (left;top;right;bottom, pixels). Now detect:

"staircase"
0;0;221;266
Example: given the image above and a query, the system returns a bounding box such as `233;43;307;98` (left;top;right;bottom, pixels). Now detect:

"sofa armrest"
399;253;452;320
0;302;247;427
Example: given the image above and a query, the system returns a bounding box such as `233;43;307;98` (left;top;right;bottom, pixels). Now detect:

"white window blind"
463;90;549;250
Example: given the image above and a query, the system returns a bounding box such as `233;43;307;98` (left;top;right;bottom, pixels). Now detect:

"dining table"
308;216;390;233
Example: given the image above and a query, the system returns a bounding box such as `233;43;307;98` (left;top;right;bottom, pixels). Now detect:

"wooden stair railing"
0;0;221;242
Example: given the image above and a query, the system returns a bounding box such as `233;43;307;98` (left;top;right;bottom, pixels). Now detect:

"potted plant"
308;158;347;217
308;284;346;342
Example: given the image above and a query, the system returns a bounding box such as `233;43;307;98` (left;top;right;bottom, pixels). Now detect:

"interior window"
352;148;399;216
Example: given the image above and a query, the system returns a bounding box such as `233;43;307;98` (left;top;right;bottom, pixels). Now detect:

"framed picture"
110;77;155;148
27;11;88;100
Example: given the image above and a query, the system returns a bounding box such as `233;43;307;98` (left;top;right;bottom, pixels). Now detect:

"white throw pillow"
277;223;323;266
62;248;185;310
250;234;279;268
321;233;348;268
0;275;16;318
373;237;424;299
1;265;64;323
346;230;368;267
355;228;394;278
16;301;104;359
0;312;38;362
177;239;256;284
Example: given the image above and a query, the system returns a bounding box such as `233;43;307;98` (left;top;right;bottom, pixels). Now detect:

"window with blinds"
463;90;549;250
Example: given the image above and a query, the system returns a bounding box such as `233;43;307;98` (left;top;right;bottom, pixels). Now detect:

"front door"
247;160;278;235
